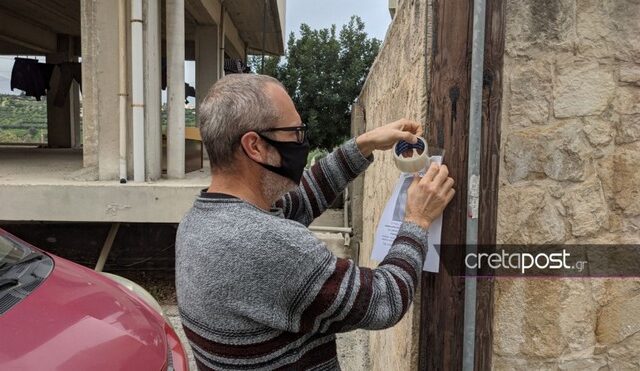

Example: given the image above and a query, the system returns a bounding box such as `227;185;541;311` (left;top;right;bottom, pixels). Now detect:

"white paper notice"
370;156;443;272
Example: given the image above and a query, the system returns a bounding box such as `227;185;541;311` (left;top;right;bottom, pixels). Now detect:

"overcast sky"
285;0;391;42
186;0;392;99
0;1;391;95
185;1;391;84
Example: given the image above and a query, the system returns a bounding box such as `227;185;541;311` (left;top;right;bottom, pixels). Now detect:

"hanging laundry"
224;58;250;74
185;83;195;102
38;63;55;91
160;59;196;103
10;58;47;101
161;57;167;89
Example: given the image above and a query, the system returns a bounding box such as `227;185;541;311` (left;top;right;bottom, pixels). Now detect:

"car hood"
0;255;167;371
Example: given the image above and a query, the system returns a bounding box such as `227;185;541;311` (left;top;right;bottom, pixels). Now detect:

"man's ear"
239;131;268;163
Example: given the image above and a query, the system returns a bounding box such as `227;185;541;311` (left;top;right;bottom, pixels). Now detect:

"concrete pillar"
69;78;81;148
81;0;120;179
131;0;145;182
143;0;162;181
46;35;74;148
195;25;219;120
166;0;185;179
219;7;226;79
68;37;81;148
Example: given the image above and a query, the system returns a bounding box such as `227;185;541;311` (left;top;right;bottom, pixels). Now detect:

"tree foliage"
250;16;381;149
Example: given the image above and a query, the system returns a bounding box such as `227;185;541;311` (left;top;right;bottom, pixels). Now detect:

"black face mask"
251;133;310;184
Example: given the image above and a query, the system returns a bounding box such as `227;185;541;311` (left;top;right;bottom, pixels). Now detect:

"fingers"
394;119;422;135
410;174;421;188
407;174;422;197
421;162;440;182
432;165;449;186
445;187;456;203
387;129;418;147
399;130;418;144
403;120;421;134
440;176;454;192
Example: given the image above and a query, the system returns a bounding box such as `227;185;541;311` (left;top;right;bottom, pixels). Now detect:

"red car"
0;229;189;371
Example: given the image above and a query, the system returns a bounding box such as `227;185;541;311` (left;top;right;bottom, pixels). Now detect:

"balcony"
0;145;210;223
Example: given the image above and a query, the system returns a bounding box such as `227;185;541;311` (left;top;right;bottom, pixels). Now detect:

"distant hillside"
0;94;47;127
0;94;47;143
0;94;196;144
161;104;197;128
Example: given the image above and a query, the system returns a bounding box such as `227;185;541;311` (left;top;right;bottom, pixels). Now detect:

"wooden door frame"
418;0;506;370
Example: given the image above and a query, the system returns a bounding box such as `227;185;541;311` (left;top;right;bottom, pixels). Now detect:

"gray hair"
198;74;284;169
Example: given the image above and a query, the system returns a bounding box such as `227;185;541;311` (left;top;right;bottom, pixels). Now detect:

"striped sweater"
175;138;429;370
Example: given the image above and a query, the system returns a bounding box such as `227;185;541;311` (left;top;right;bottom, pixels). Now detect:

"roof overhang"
0;0;286;58
186;0;286;56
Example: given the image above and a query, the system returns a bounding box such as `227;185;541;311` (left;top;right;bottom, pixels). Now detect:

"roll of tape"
393;137;429;173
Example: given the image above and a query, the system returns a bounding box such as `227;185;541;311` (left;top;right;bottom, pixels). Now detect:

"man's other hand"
355;118;423;157
404;162;455;229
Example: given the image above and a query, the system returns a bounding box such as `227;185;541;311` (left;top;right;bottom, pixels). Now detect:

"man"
176;74;454;370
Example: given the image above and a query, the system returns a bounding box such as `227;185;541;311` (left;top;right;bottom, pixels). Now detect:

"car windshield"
0;234;30;270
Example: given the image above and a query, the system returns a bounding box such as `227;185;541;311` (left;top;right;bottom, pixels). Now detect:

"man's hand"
355;119;423;157
404;162;455;229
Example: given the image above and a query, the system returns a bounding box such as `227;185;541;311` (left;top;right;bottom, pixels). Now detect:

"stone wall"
354;0;429;369
495;0;640;369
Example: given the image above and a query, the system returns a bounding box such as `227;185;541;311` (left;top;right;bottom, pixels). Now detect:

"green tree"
250;16;380;150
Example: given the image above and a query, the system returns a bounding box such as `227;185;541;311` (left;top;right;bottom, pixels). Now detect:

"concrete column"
69;79;81;148
166;0;185;179
46;35;73;148
219;6;226;79
68;37;81;148
143;0;162;180
81;0;120;179
131;0;145;182
195;25;219;120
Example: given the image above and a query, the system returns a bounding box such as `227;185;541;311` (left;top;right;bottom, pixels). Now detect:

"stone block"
554;60;616;118
576;0;640;62
612;144;640;216
557;282;599;353
619;64;640;85
615;114;640;144
517;280;576;358
561;177;609;237
505;0;576;56
582;116;614;146
521;279;597;359
509;62;552;126
596;293;640;345
493;280;527;356
605;331;640;367
542;134;589;182
556;357;608;370
504;121;590;183
498;185;566;244
612;86;640;115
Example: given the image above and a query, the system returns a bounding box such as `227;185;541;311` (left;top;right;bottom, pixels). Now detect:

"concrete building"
0;0;286;224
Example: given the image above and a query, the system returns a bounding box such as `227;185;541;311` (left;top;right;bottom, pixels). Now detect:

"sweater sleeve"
274;138;373;227
266;221;428;334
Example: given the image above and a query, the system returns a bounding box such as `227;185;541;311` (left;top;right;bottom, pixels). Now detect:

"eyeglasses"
258;123;308;144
